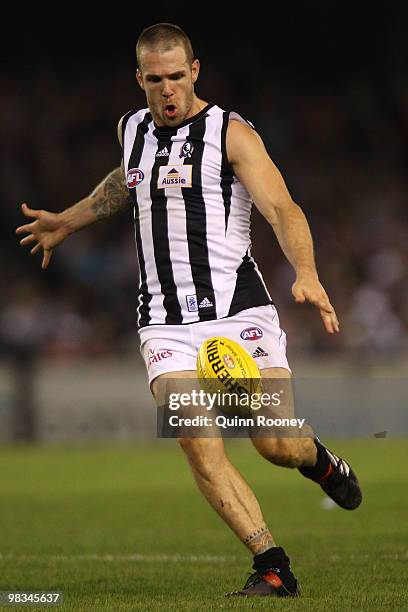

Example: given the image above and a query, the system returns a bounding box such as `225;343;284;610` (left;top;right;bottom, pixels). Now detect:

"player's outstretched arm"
16;164;132;269
16;116;132;269
227;120;339;334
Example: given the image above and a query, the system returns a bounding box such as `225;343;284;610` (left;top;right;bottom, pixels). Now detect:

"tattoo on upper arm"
242;525;274;554
91;167;132;219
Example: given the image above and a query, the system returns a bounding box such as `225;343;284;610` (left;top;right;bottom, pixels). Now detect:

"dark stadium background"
1;5;407;439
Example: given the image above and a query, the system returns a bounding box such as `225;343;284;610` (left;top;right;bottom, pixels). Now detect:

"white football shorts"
139;304;291;385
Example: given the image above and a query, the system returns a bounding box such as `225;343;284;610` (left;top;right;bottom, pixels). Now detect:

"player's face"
136;45;200;127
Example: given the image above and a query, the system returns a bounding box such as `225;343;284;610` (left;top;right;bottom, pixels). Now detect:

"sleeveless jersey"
121;103;272;328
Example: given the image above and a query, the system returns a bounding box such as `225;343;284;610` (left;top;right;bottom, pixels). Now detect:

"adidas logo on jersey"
185;294;214;312
199;297;213;309
156;146;169;157
252;346;269;358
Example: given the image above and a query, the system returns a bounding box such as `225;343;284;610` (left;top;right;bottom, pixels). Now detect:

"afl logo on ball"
222;353;236;369
240;327;263;341
126;168;144;188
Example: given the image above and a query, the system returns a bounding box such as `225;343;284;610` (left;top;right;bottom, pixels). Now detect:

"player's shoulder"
225;112;265;166
226;113;259;147
207;105;256;130
229;111;256;131
227;116;256;137
207;105;261;164
117;108;150;147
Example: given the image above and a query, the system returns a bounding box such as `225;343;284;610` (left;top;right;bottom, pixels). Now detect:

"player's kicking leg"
253;367;362;510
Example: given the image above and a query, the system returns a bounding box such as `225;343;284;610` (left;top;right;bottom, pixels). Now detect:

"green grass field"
0;439;407;611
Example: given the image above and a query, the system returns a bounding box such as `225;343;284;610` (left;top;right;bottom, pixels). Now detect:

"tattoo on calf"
243;525;274;554
91;168;132;219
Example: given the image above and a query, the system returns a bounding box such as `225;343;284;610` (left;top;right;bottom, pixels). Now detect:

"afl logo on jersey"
240;327;263;341
126;168;144;188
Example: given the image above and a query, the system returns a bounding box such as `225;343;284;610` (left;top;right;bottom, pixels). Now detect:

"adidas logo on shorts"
252;346;269;358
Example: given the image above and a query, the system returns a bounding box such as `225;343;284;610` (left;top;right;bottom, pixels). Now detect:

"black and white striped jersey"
122;103;272;328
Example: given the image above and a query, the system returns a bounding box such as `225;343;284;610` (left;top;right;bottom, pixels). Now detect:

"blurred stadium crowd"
1;18;407;364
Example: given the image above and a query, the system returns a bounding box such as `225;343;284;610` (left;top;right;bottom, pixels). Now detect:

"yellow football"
196;337;261;416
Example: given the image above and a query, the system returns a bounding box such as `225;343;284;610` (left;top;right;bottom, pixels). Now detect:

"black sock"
252;546;290;572
253;546;298;592
299;437;331;482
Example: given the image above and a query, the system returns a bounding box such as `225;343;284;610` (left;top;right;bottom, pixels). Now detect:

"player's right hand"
16;203;68;269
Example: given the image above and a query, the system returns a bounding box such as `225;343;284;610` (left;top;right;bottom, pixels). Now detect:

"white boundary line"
0;552;407;562
0;554;241;563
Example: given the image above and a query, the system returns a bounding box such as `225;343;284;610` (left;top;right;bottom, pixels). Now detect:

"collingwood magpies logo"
179;142;194;159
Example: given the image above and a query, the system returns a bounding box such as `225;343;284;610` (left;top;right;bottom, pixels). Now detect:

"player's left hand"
292;274;340;334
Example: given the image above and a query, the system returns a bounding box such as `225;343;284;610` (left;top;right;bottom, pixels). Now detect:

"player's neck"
186;96;208;121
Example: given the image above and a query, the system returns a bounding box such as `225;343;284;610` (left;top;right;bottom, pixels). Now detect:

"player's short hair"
136;23;194;68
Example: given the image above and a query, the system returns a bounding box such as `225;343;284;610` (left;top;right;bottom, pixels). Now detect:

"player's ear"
191;59;200;84
136;69;145;90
